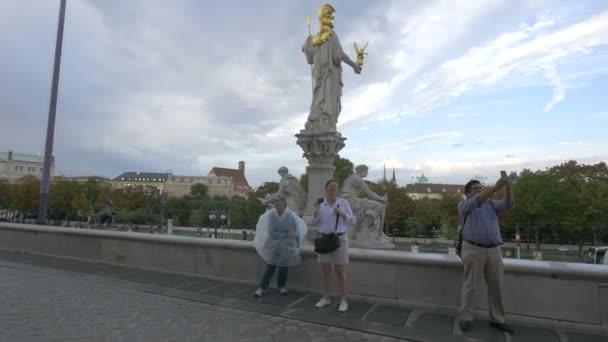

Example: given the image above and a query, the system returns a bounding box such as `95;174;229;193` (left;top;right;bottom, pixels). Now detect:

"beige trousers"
460;241;506;323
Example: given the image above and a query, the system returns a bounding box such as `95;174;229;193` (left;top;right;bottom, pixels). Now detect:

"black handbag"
455;216;466;258
314;205;341;254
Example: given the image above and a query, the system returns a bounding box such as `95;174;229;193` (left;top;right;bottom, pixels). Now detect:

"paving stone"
364;304;412;326
201;282;252;297
564;331;608;342
116;269;199;287
509;324;559;342
175;277;224;292
0;264;419;341
462;319;506;342
0;251;605;342
232;287;308;306
288;293;373;318
410;311;455;334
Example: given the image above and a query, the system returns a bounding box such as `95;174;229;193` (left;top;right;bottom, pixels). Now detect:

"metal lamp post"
220;212;227;238
209;211;216;238
159;170;172;233
37;0;67;225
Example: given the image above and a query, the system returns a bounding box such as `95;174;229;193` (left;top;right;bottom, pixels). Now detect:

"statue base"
295;129;346;217
296;129;346;245
349;239;395;249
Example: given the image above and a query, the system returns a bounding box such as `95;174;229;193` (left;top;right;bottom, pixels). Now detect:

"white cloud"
2;1;608;188
590;112;608;119
557;141;591;146
408;10;608;112
542;64;565;112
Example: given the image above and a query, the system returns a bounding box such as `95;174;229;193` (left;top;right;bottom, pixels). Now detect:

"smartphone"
500;170;507;179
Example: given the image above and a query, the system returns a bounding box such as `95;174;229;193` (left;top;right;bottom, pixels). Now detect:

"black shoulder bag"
314;204;341;254
455;214;468;258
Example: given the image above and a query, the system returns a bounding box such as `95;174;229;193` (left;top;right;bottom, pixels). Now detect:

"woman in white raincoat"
253;194;308;297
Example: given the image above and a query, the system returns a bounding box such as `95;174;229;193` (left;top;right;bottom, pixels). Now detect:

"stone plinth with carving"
295;129;345;227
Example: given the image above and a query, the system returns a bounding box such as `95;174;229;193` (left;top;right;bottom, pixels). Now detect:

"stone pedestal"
349;236;395;249
295;129;346;240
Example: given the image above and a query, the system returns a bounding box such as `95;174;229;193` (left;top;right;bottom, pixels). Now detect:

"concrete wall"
1;222;607;329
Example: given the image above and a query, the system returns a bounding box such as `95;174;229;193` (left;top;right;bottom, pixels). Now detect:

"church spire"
391;166;396;184
383;164;387;182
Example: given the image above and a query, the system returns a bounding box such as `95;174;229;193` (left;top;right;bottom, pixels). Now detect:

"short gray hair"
272;193;287;204
355;164;368;173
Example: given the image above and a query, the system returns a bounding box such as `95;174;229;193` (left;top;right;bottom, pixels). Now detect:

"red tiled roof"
208;167;252;193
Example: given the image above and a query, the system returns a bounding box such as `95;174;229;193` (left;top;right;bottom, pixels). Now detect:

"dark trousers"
258;264;288;290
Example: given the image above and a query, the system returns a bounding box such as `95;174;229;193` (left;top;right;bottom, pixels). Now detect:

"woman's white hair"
272;193;287;204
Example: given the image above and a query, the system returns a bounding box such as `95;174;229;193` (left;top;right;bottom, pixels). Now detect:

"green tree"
255;182;278;198
404;217;426;239
13;176;40;214
49;177;83;221
546;161;608;251
70;191;89;221
0;180;10;209
299;173;308;192
511;169;565;251
333;155;354;184
189;209;206;226
386;184;416;237
190;183;208;198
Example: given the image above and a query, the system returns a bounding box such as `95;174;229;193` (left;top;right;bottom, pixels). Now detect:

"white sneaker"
315;297;331;308
338;300;348;312
279;287;288;295
254;288;264;297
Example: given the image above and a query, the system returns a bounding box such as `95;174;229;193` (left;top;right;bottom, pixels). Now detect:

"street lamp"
221;212;227;238
37;0;67;225
209;211;217;238
159;170;172;233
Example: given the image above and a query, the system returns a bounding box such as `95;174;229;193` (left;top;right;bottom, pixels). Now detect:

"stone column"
295;129;346;230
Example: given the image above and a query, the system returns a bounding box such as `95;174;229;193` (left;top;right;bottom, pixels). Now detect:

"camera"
317;198;324;205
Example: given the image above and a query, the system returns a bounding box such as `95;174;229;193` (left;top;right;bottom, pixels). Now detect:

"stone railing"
1;222;607;331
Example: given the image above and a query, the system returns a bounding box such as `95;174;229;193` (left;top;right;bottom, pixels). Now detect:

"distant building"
164;174;233;198
208;161;253;197
111;171;171;193
65;176;111;184
404;173;465;200
0;151;55;183
110;171;234;198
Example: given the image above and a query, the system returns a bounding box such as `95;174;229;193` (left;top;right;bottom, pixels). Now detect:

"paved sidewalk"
0;250;605;342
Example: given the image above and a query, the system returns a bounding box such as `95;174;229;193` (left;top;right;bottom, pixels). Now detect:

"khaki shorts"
317;233;349;265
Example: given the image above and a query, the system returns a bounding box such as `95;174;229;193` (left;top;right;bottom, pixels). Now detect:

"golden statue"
302;4;364;132
354;42;369;66
310;4;336;46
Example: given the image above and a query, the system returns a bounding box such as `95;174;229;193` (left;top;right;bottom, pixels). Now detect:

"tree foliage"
1;160;606;249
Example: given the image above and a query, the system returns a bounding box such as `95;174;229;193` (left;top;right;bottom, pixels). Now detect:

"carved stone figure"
302;4;361;132
98;198;117;227
264;167;307;216
341;165;393;248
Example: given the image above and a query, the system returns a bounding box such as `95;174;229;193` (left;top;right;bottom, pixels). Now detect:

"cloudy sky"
1;0;607;188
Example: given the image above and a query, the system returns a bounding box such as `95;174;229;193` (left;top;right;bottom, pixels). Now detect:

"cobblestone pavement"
1;250;606;342
0;265;409;342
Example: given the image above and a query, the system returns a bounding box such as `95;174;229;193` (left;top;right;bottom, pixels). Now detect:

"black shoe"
489;322;514;334
459;320;472;332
